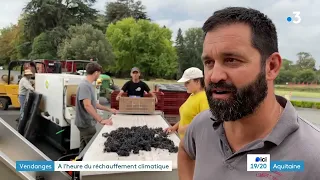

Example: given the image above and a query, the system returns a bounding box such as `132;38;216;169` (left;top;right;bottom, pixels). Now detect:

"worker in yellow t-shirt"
164;67;209;138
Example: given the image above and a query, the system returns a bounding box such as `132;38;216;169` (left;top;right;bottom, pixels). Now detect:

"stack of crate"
156;84;189;125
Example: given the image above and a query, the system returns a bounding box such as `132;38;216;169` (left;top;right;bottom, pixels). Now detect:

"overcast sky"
0;0;319;68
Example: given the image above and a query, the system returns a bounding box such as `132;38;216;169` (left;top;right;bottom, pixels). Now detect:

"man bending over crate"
75;62;117;153
116;67;158;103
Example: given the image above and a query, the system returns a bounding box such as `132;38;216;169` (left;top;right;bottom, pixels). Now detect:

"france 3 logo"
247;154;270;171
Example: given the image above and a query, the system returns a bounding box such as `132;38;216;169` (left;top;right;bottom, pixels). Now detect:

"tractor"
98;74;120;103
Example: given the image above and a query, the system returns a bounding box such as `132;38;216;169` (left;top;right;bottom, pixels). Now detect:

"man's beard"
205;70;268;122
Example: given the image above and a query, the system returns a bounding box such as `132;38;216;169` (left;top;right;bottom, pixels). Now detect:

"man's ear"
266;52;282;81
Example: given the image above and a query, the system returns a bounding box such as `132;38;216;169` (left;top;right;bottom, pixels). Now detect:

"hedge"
290;100;320;109
276;86;320;93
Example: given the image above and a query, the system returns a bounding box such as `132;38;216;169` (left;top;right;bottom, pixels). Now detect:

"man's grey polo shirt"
184;96;320;180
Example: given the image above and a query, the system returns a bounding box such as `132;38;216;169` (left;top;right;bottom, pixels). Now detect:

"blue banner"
270;161;304;172
16;161;55;172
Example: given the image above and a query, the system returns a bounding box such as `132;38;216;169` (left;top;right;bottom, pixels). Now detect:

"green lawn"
113;78;320;98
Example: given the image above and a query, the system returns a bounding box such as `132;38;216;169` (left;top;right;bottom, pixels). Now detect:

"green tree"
275;70;296;84
93;14;108;33
14;15;34;59
58;23;114;69
23;0;98;41
0;24;23;64
296;52;316;70
316;70;320;83
296;69;316;83
281;58;293;70
175;28;186;78
0;27;14;64
106;17;177;79
29;32;56;59
105;0;149;24
183;27;205;71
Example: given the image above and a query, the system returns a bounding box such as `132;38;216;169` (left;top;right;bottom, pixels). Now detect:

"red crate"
163;106;180;115
162;91;189;99
163;98;186;107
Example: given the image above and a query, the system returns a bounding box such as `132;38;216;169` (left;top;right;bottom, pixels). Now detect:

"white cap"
177;67;203;83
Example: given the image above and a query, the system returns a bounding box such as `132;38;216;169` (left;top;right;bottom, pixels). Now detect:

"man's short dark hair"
86;62;102;75
202;7;278;66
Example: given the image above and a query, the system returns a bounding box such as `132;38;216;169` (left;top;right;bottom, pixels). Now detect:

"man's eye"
204;60;213;65
225;58;238;63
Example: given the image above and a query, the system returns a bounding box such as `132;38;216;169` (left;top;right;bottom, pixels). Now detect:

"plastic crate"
163;98;186;107
163;106;180;115
162;92;189;99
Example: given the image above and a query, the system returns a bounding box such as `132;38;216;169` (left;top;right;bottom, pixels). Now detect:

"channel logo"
247;154;270;171
255;157;267;162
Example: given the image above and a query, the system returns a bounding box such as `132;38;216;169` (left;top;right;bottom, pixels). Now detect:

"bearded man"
177;7;320;180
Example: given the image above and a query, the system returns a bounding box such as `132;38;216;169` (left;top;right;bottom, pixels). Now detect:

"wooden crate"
119;97;155;114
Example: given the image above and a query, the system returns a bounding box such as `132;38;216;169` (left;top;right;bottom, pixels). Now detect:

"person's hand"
110;108;118;114
164;127;176;134
116;96;120;101
100;118;113;125
155;97;158;104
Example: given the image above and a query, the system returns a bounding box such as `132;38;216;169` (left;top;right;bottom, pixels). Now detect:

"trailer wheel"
0;97;9;110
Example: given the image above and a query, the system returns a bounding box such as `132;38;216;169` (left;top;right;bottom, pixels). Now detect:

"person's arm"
172;121;179;131
79;85;103;123
143;82;158;101
178;124;189;135
143;82;151;94
83;99;103;122
116;81;129;100
22;78;34;91
164;121;179;133
178;123;196;180
96;103;117;114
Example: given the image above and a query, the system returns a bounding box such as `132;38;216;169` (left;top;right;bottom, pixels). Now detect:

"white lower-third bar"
54;161;173;171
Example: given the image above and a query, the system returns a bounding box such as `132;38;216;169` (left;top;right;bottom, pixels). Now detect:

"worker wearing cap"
164;67;209;138
116;67;158;102
18;69;34;114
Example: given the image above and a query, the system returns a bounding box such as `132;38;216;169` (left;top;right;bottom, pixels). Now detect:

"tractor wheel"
0;97;9;110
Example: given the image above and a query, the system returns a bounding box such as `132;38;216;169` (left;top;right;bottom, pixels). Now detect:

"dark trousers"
78;126;96;153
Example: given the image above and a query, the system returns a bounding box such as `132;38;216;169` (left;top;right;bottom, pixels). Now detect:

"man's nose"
209;64;228;83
